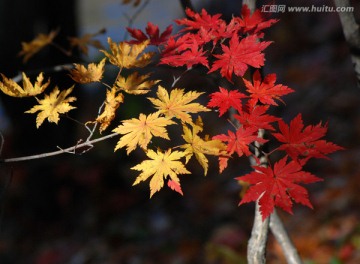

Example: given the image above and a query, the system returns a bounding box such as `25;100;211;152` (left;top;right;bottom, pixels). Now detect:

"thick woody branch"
334;0;360;86
247;202;269;264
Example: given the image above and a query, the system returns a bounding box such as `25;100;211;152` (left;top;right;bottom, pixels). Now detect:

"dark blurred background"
0;0;359;263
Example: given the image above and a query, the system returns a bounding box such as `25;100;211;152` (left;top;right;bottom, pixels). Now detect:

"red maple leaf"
237;4;278;36
160;35;187;57
167;179;183;195
235;105;279;131
176;8;231;45
207;87;247;116
214;126;267;157
176;8;223;31
127;22;173;46
208;34;271;82
159;34;209;69
243;70;294;107
272;114;343;164
236;156;323;220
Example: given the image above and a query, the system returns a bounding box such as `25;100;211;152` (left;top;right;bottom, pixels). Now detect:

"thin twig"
2;132;118;163
123;0;151;41
171;68;191;87
12;63;74;83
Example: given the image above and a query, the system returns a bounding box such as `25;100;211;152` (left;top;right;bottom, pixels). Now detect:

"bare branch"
2;132;118;163
11;63;74;83
334;0;360;86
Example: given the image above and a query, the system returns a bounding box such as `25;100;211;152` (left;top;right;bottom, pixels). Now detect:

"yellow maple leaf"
181;117;227;175
148;85;209;124
0;72;50;97
18;29;58;63
68;28;105;56
69;58;106;83
113;112;176;154
25;86;76;128
115;72;160;95
101;38;154;69
132;148;190;197
96;87;124;133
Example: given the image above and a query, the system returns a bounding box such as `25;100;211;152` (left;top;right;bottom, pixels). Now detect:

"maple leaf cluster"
0;5;344;220
126;5;342;219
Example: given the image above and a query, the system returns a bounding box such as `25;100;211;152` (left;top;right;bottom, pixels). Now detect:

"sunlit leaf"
69;58;106;83
181;118;226;175
148;85;209;125
96;87;124;133
102;38;154;69
25;86;76;128
0;72;50;97
115;72;160;94
132;148;190;197
113;112;176;154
